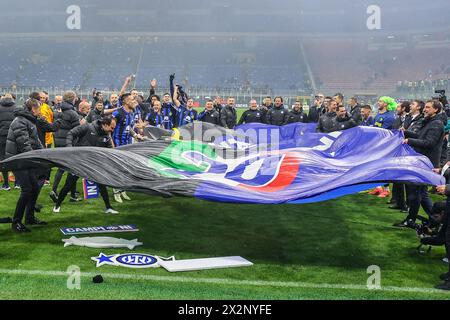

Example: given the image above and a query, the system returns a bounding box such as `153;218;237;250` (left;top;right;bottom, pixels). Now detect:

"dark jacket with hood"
66;120;113;148
5;108;43;158
0;98;21;144
266;105;289;126
53;101;81;147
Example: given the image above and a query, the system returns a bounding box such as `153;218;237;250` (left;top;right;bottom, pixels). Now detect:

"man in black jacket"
53;116;119;214
220;97;237;129
51;91;84;204
4;99;46;232
86;101;104;123
308;94;328;123
198;100;221;125
316;100;338;133
266;96;289;126
0;93;20;190
348;97;362;124
332;105;357;131
394;100;445;228
238;100;264;125
285;101;308;124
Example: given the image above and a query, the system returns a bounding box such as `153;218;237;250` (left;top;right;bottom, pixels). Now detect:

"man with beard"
332;105;357;131
265;96;289;126
285;101;308;124
109;93;144;204
220;97;238;129
316;100;338;133
394;100;445;228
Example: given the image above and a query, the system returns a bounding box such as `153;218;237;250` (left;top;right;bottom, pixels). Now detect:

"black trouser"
445;197;450;274
44;144;52;181
53;168;76;197
12;170;40;224
0;142;8;187
55;173;112;209
392;183;407;208
406;185;433;222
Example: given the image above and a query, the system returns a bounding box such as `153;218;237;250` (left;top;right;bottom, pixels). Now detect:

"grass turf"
0;175;450;300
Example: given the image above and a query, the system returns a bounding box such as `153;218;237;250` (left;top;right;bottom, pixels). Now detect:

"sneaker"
114;192;123;203
14;185;20;189
439;272;450;281
69;196;82;202
443;258;449;264
393;219;416;228
435;281;450;291
49;191;58;203
25;218;48;226
368;187;383;195
105;208;119;215
53;206;61;213
120;191;131;201
11;222;31;233
1;185;10;191
43;180;50;186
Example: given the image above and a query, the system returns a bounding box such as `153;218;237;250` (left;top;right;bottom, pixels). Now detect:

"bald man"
238;100;264;125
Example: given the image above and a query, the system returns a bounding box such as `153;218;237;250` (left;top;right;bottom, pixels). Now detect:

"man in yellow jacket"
39;92;54;147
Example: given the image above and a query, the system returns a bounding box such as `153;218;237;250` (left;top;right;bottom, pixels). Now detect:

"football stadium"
1;0;450;305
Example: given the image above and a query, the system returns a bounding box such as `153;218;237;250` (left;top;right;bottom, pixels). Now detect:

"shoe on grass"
105;208;119;215
114;192;123;203
53;206;61;213
121;191;131;201
11;222;30;233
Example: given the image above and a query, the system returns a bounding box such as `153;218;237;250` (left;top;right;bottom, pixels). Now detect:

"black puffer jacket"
316;112;337;133
285;109;308;124
53;102;81;147
238;109;264;124
220;105;237;129
66;120;113;148
308;104;325;123
266;105;289;126
349;104;362;124
0;98;21;144
331;114;357;132
5;108;43;158
405;115;445;167
86;108;103;123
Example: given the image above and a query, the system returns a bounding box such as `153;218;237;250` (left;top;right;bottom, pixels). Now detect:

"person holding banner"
52;116;119;214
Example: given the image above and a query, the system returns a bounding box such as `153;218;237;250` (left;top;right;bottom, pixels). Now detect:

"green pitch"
0;176;450;300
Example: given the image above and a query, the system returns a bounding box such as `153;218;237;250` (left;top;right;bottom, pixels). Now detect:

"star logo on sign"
91;253;116;267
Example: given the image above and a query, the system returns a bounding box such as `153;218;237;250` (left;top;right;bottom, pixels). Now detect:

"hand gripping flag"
1;122;444;204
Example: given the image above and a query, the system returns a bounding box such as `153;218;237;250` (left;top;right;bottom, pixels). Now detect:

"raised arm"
119;76;132;97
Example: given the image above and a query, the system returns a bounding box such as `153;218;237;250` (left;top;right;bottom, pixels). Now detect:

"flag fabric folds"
1;122;444;204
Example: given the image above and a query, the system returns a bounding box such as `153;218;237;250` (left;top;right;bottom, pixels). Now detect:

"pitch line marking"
0;268;448;295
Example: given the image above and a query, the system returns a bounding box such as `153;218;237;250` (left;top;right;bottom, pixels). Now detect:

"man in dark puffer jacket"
285;101;308;124
316;100;338;133
4;99;46;232
0;93;21;190
51;91;83;203
52;116;118;214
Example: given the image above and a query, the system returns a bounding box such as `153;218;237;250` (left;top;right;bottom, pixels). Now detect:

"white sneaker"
443;257;449;264
53;206;61;213
105;208;119;215
121;192;131;201
113;192;123;203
